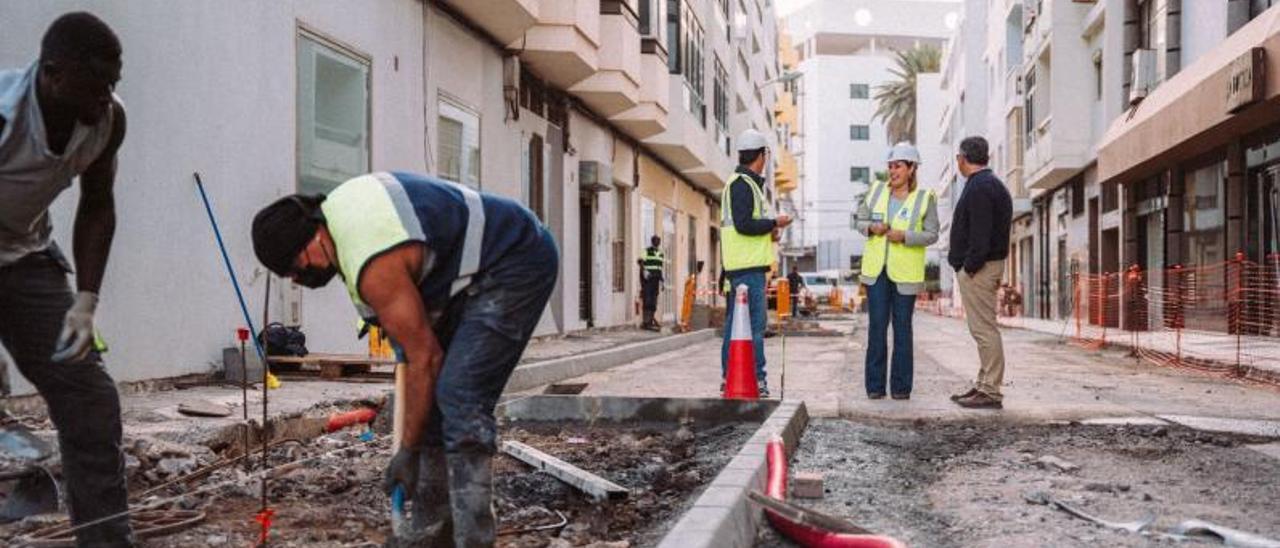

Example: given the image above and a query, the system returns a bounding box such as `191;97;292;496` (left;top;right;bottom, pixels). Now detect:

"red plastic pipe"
764;436;908;548
325;408;377;432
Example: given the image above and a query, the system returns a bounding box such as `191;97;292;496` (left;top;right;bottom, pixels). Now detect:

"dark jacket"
725;165;777;276
947;168;1012;275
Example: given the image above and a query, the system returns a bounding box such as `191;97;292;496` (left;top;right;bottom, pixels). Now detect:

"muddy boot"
445;451;495;548
400;446;453;548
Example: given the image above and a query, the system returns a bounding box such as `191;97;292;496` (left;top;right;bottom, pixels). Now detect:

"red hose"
325;408;377;432
764;436;908;548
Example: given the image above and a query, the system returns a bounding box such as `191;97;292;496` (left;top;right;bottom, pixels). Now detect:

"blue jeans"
721;270;767;381
864;272;917;396
414;228;559;454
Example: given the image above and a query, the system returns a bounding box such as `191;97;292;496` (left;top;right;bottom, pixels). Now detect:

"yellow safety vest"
860;183;932;283
720;173;774;272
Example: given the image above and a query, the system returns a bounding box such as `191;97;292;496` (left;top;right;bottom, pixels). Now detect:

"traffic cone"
724;284;759;400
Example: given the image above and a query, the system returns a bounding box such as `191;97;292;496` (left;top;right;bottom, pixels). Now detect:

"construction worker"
854;142;939;400
0;13;135;546
720;129;792;397
786;269;806;317
638;235;665;330
251;171;557;547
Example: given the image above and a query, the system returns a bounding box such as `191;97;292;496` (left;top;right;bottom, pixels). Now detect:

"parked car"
799;272;840;304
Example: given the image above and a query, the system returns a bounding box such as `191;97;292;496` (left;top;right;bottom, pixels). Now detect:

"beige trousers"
958;260;1006;400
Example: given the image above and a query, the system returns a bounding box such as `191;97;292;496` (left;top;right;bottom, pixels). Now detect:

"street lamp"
756;70;803;90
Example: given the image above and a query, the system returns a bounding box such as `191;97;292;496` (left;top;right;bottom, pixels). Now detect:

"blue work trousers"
864;272;917;396
720;270;767;381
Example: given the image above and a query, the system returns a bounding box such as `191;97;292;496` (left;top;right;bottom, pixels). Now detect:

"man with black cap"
252;171;557;547
0;12;134;546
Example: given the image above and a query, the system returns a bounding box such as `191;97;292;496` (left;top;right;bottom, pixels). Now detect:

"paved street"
545;313;1280;424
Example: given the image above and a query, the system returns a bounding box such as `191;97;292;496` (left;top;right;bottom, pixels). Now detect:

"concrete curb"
657;399;810;548
503;329;717;392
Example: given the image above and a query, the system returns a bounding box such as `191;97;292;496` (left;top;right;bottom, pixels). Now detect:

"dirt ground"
1;419;754;547
757;419;1280;547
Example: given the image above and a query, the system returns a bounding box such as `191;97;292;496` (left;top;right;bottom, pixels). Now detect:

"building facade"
784;0;960;273
0;0;783;392
938;0;1280;332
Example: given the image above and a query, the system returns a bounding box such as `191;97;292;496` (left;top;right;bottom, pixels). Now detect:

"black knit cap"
251;194;326;276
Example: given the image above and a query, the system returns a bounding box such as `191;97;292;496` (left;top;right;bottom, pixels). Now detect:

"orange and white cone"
724;284;759;400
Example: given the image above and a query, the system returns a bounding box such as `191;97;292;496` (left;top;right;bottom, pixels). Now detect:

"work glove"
383;447;421;498
51;291;98;363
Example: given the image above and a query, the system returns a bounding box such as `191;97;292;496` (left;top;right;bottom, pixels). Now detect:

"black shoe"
954;392;1003;409
758;381;771;398
891;393;910;400
867;392;885;400
950;388;978;402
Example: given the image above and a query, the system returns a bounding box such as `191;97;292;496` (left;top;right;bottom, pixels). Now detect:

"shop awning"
1097;8;1280;183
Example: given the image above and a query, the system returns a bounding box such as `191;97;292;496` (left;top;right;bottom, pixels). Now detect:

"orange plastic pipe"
325;408;377;433
764;436;907;548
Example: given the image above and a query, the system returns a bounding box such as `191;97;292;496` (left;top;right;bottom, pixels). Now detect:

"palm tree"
873;45;942;144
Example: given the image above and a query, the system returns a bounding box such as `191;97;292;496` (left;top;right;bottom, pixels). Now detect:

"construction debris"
501;440;629;501
1035;455;1081;473
791;471;825;499
176;401;233;418
1172;519;1280;548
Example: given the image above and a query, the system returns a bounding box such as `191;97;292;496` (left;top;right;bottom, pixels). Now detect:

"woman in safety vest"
854;143;939;400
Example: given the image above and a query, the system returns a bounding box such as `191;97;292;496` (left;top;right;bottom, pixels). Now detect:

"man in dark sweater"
947;136;1012;409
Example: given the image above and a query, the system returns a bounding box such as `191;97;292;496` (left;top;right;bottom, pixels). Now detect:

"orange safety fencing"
1068;254;1280;387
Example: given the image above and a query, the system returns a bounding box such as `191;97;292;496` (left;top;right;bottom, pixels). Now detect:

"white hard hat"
886;142;921;164
736;129;769;152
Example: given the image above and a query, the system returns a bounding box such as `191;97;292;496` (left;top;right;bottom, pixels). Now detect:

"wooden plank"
501;440;629;501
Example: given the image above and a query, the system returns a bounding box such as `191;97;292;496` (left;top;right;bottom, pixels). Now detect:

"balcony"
518;0;600;89
644;78;713;178
610;39;669;139
681;130;733;191
775;149;798;194
569;2;641;117
440;0;538;46
1023;116;1089;191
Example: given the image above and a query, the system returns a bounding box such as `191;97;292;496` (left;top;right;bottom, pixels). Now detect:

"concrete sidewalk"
553;313;1280;423
997;314;1280;383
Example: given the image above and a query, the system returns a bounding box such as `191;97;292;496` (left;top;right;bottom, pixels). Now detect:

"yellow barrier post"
680;274;696;330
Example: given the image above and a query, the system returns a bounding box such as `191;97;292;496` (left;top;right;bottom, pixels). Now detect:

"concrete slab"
496;395;777;424
1248;442;1280;461
504;329;717;392
1158;415;1280;438
1078;416;1172;426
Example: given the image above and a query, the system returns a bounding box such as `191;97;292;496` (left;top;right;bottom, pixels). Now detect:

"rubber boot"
445;451;495;548
401;446;453;548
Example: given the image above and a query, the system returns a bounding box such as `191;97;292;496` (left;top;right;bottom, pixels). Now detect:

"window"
687;216;698;279
297;32;370;195
681;6;706;125
850;166;870;184
1184;161;1227;267
437;98;481;189
849;83;869;99
525;134;545;220
850;125;870;141
713;57;729;132
1071;175;1085;217
667;0;681;73
1023;66;1037;144
1102;180;1119;212
1252;0;1279;19
1093;51;1103;100
613;185;629;293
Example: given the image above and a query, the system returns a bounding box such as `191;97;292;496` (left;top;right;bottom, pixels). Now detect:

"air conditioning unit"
1129;49;1157;105
579;161;612;193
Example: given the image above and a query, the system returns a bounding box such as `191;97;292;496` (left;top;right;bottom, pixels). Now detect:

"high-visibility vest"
860;182;933;283
642;248;664;272
719;173;774;272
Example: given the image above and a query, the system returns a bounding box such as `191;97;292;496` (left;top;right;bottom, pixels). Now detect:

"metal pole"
240;336;249;472
193;172;269;363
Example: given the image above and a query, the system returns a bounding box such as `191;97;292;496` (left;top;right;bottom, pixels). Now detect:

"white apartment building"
939;0;1280;330
0;0;782;393
785;0;959;273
